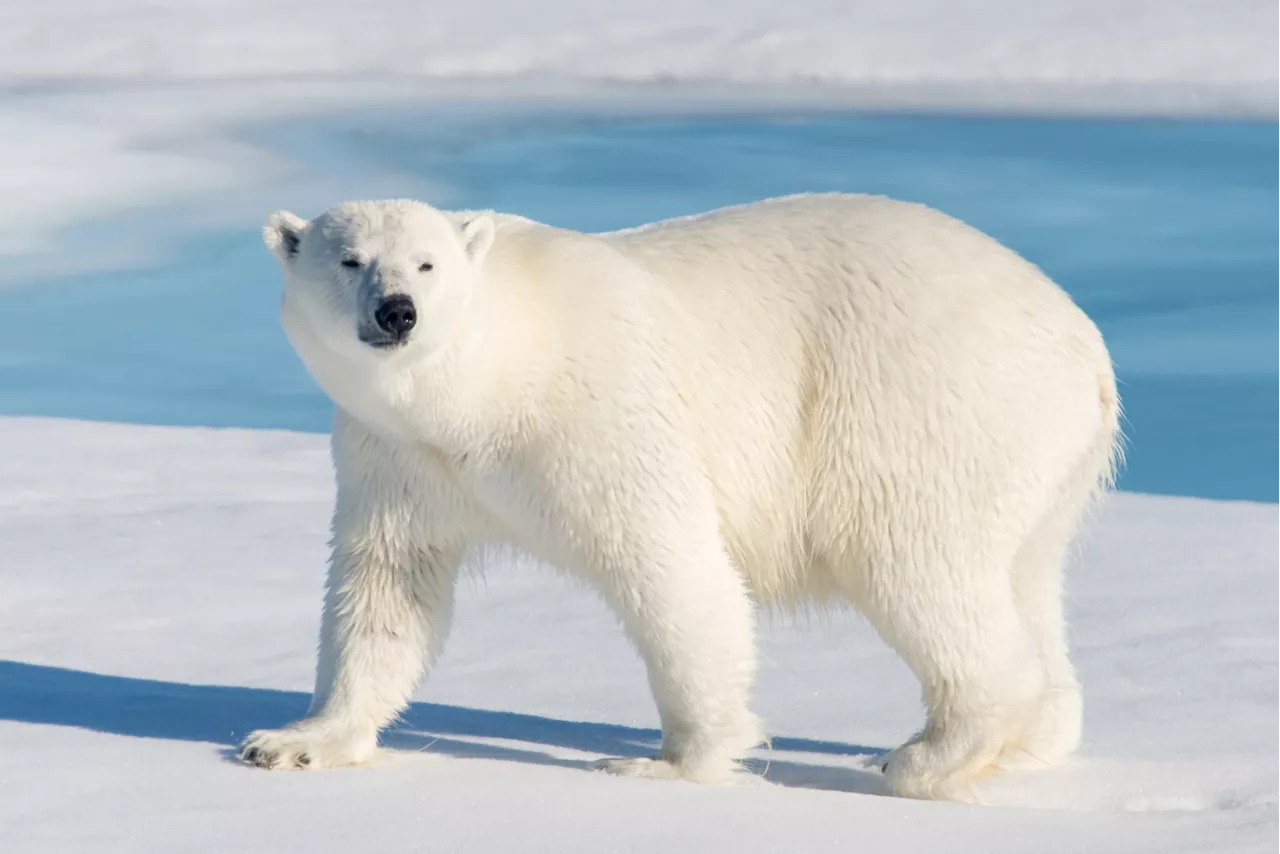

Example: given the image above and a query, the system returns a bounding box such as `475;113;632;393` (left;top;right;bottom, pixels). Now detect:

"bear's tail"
1093;362;1124;498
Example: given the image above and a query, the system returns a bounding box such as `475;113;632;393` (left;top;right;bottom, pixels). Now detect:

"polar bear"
239;193;1120;800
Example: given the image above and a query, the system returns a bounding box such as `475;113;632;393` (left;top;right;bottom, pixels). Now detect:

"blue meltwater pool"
0;108;1274;501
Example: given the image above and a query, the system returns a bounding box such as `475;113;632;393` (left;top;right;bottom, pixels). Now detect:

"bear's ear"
460;215;495;266
263;210;308;264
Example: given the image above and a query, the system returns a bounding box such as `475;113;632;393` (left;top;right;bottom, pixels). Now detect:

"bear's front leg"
589;526;764;783
239;529;462;772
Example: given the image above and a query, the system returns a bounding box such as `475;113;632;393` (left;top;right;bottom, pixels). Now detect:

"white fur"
240;193;1120;800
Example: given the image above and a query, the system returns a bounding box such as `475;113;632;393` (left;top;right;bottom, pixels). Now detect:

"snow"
0;417;1275;852
0;1;1275;850
2;1;1275;110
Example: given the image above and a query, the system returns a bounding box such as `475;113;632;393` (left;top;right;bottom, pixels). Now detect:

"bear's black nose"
374;295;417;338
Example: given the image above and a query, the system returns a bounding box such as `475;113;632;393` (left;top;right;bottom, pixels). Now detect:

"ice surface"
0;417;1275;853
1;1;1274;110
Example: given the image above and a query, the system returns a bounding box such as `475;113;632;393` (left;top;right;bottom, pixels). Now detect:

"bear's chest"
436;448;578;567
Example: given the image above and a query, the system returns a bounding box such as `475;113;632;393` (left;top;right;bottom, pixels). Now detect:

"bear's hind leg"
866;557;1045;801
999;500;1090;770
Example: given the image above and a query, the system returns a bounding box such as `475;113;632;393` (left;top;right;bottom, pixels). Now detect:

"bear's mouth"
357;326;408;350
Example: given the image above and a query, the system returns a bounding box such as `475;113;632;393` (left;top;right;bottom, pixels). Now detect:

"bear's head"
263;200;495;376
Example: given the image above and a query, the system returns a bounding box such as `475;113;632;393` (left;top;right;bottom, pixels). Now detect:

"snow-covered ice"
2;1;1274;111
0;418;1276;853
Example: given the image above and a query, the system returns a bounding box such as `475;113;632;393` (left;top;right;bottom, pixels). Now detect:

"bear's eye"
418;262;434;272
340;258;361;269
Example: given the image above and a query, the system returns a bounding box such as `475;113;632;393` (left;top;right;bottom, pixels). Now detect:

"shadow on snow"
0;659;891;796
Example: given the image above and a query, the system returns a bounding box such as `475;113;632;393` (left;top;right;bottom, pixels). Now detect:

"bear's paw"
237;722;376;771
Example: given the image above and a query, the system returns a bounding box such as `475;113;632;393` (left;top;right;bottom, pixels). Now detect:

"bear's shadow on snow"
0;659;891;796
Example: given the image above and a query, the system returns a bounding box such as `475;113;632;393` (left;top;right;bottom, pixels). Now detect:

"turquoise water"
0;108;1274;501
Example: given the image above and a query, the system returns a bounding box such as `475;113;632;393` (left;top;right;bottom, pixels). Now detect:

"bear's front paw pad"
237;727;372;771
